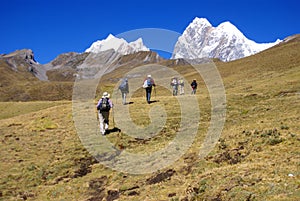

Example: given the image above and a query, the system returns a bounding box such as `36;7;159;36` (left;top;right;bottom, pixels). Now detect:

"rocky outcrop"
1;49;49;80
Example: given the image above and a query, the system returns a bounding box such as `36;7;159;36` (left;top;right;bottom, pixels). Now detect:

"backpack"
147;78;152;87
98;98;111;111
143;78;152;88
171;78;178;86
118;80;127;90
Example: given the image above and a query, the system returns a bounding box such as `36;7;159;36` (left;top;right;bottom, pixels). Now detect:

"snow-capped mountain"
172;17;281;61
85;34;149;55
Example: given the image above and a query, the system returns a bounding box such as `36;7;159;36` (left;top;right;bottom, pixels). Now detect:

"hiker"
179;78;185;95
118;78;129;105
191;79;197;94
170;77;178;96
143;74;156;104
96;92;113;135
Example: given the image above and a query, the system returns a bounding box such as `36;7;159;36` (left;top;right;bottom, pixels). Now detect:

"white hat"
102;92;110;98
147;74;151;78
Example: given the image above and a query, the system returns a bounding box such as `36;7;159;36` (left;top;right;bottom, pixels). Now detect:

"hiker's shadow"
105;127;121;135
149;100;159;104
125;102;134;105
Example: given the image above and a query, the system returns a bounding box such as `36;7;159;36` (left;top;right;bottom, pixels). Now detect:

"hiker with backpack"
118;78;129;105
143;74;156;104
191;79;198;94
96;92;113;135
170;77;178;96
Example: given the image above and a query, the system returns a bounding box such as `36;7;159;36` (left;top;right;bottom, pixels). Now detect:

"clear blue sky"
1;0;299;64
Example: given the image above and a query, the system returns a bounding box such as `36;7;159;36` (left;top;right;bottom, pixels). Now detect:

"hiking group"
96;75;198;135
170;77;185;96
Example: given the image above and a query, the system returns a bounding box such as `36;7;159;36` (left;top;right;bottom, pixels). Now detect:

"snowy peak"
190;17;212;29
106;33;115;40
216;21;244;37
172;17;281;61
85;34;149;55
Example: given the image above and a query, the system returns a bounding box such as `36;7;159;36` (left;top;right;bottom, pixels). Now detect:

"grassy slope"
0;39;299;201
0;60;74;101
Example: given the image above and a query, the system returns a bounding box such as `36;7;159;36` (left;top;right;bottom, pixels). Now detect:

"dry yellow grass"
0;37;299;200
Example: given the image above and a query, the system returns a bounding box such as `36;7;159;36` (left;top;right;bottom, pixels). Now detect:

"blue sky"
1;0;299;64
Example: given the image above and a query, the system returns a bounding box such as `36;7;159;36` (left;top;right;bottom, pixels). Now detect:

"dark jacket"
191;80;197;89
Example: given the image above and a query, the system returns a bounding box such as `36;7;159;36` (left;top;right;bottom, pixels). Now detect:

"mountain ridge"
172;17;281;61
0;33;298;84
84;17;282;62
1;17;288;66
0;34;299;101
85;34;149;55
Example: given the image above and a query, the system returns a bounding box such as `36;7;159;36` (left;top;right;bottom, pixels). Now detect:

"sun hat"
147;74;151;78
102;92;110;98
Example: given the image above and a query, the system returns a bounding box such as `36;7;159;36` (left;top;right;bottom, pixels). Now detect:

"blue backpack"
119;80;127;90
147;78;152;87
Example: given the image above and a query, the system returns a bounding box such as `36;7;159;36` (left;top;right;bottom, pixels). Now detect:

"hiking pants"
121;92;127;105
179;85;184;95
98;111;109;135
191;88;197;94
145;87;152;103
172;85;178;96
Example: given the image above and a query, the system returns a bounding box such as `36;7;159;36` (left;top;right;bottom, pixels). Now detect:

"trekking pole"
154;86;156;99
112;106;115;128
115;90;118;105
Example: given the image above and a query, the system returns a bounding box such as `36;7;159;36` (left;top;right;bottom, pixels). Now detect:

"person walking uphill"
96;92;113;135
191;79;197;94
143;75;156;104
179;78;185;95
118;78;129;105
170;77;178;96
